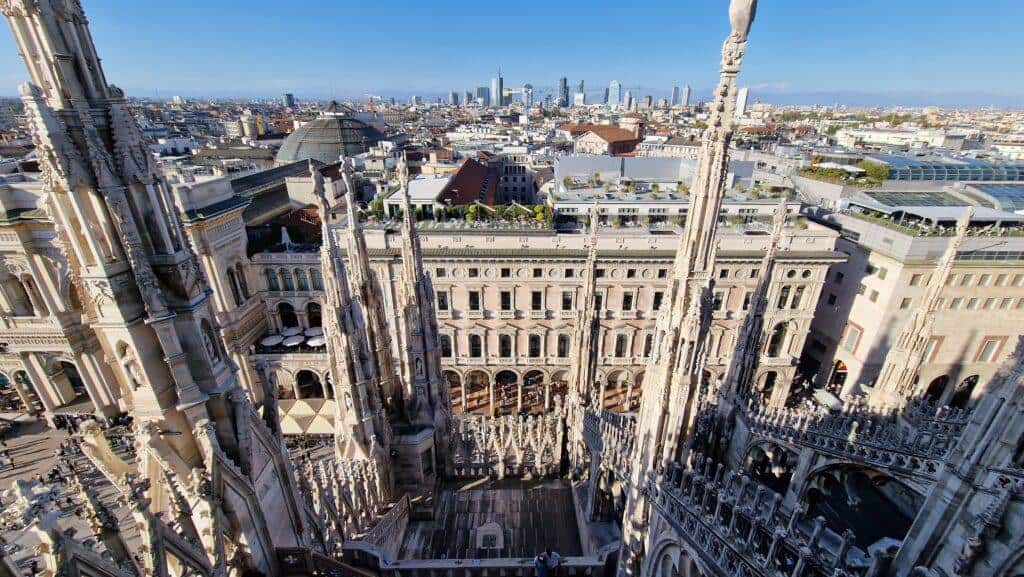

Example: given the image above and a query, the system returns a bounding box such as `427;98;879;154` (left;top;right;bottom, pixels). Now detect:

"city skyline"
0;0;1022;108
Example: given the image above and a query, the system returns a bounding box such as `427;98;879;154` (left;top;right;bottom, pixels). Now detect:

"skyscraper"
603;87;609;105
736;86;750;117
448;91;459;106
670;85;680;106
464;90;473;106
557;76;569;107
282;92;295;108
682;84;691;107
608;80;621;107
623;90;633;111
475;86;490;106
491;69;504;107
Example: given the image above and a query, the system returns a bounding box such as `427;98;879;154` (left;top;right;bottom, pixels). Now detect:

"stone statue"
729;0;757;42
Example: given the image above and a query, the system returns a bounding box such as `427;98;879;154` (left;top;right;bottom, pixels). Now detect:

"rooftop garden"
796;159;889;188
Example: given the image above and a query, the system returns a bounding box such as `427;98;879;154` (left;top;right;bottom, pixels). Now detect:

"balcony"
499;310;516;319
529;310;547;319
560;310;575;319
466;310;484;319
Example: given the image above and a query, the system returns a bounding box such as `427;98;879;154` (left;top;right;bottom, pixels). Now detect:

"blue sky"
1;0;1022;107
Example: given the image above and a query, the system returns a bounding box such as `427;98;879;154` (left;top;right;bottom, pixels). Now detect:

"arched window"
776;286;791;309
614;334;629;357
306;302;322;327
499;334;513;357
790;286;805;309
469;335;483;358
201;319;222;363
279;268;294;291
2;275;35;316
296;370;324;399
557;334;570;357
310;268;324;291
440;335;453;357
236;263;250;298
294;268;309;291
278;302;298;328
226;267;243;306
528;334;542;358
767;322;789;357
265;268;280;291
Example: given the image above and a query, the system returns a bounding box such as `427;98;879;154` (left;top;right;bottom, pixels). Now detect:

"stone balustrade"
651;455;870;577
447;408;564;478
743;401;955;479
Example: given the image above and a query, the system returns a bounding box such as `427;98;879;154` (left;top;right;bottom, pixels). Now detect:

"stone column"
783;447;817;509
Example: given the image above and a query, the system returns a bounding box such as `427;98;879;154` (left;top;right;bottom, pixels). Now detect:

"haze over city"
1;0;1022;107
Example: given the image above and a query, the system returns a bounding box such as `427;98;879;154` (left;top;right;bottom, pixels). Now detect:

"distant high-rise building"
736;86;750;117
576;79;585;96
491;70;504;107
522;84;534;110
573;91;586;106
282;93;296;108
682;84;691;107
643;95;653;109
476;86;490;107
410;95;422;106
448;91;459;106
602;87;609;105
464;90;473;106
171;95;185;105
557;76;569;107
670;85;680;106
608;80;621;106
623;90;633;111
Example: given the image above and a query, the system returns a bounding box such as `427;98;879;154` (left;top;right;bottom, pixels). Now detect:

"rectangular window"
984;298;995;310
900;297;913;309
743;291;753;310
562;291;573;311
533;268;543;278
842;325;862;352
996;274;1008;286
595;293;603;311
529;335;542;358
877;267;888;280
627;268;636;279
951;297;963;309
531;290;543;311
869;290;879;303
749;269;758;279
501;267;511;278
718;268;728;279
1001;297;1013;309
857;283;866;296
653;291;664;311
435;267;447;278
909;274;923;286
622;292;634;311
658;269;668;279
468;291;481;311
960;274;974;287
1015;274;1024;287
437;292;449;311
643;334;654;357
967;297;979;310
922;337;940;362
565;268;575;278
835;271;845;284
946;274;958;287
712;290;725;311
469;267;479;278
827;293;837;305
979;274;991;286
977;338;1002;363
500;291;512;311
596;269;606;278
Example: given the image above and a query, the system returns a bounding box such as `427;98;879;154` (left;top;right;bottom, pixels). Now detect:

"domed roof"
275;101;385;166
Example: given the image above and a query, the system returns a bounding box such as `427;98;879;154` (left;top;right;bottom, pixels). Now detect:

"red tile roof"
439;158;498;206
